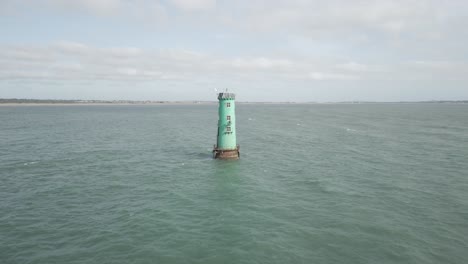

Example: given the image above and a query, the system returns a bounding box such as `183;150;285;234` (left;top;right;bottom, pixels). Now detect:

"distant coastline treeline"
1;98;468;104
0;99;214;104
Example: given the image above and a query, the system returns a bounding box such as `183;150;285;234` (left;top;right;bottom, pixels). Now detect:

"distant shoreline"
0;100;217;106
1;99;467;106
0;102;216;106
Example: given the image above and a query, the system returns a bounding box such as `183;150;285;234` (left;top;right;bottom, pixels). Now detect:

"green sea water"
1;104;467;264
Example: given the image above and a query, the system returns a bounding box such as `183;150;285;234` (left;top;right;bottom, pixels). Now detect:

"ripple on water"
1;104;467;264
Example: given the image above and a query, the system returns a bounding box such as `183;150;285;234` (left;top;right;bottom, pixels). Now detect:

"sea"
1;103;467;264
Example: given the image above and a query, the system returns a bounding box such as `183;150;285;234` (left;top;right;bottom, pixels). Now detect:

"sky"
1;0;468;102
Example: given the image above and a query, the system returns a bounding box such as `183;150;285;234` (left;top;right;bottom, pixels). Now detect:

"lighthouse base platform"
213;145;240;159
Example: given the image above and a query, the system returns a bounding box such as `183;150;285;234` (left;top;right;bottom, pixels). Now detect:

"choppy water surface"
1;104;468;263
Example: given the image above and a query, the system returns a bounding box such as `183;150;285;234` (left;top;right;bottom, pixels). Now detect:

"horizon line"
1;98;468;104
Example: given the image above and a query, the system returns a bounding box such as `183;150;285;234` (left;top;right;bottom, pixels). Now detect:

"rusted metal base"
213;145;240;160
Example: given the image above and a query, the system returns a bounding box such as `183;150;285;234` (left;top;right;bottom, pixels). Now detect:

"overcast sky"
1;0;467;102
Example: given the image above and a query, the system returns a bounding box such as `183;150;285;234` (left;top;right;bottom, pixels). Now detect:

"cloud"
5;1;468;48
45;0;123;15
0;42;319;81
399;60;468;81
2;1;468;100
1;41;467;83
216;0;468;55
54;41;90;55
308;72;360;81
170;0;216;10
336;62;370;72
19;0;214;17
230;57;293;70
4;0;168;22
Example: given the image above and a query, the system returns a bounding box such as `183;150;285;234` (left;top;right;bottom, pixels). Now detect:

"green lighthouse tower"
213;91;240;159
